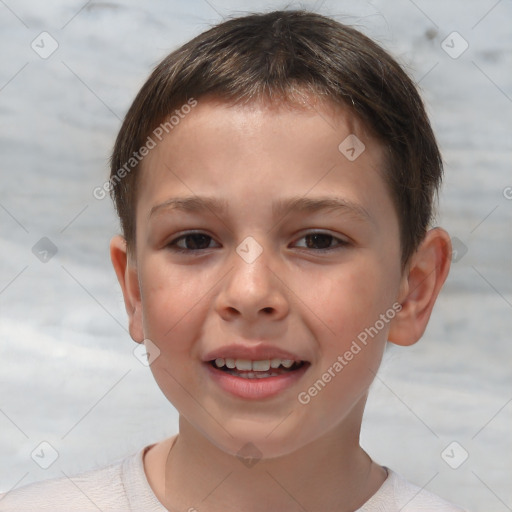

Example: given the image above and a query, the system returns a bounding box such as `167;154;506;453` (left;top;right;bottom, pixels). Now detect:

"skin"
110;96;451;511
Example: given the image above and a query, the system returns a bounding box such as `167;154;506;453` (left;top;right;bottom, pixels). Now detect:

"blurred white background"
0;1;511;510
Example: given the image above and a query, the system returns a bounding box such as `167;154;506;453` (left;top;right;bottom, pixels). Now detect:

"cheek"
137;257;203;407
296;265;392;422
315;259;394;343
138;255;204;349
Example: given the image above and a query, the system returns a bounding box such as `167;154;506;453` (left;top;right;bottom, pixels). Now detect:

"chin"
196;415;319;461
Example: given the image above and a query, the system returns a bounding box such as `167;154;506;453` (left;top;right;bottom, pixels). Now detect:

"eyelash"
166;231;349;254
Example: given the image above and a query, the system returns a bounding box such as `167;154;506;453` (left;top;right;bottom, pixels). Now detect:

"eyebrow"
149;195;373;224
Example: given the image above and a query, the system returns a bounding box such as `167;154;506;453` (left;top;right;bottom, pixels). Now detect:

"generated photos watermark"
297;302;402;405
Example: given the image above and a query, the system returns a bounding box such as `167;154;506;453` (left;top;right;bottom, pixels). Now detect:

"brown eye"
168;232;219;252
304;233;334;249
294;232;349;251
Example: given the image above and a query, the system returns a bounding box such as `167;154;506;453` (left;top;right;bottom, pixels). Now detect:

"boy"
0;9;467;511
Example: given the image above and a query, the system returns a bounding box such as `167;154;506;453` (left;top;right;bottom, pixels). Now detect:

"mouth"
209;357;309;379
204;355;310;400
202;343;311;399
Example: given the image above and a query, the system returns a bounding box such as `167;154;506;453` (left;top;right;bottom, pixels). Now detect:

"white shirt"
0;445;467;511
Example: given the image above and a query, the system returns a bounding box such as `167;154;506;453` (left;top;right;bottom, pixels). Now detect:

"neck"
145;407;387;511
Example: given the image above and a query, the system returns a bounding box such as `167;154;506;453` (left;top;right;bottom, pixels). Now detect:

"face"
125;97;407;458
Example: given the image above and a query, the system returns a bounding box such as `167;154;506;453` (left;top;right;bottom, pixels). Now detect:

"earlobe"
388;228;452;346
110;235;144;343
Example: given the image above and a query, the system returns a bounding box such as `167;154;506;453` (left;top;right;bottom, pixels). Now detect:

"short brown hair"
110;9;443;265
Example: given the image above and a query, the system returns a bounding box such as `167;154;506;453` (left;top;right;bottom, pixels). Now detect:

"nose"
214;244;289;324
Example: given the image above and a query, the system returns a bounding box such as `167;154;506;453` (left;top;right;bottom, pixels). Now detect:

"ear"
110;235;144;343
388;228;452;346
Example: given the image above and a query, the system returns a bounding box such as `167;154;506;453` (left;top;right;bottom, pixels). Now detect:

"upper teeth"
214;358;296;371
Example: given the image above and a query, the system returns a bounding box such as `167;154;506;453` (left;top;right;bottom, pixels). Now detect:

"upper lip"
202;343;307;363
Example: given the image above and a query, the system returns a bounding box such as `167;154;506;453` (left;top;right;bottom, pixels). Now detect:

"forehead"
136;97;395;229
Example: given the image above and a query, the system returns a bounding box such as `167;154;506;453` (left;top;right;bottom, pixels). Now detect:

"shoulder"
359;468;468;512
0;448;143;512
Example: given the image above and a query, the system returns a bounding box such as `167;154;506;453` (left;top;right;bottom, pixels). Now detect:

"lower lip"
205;363;309;400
